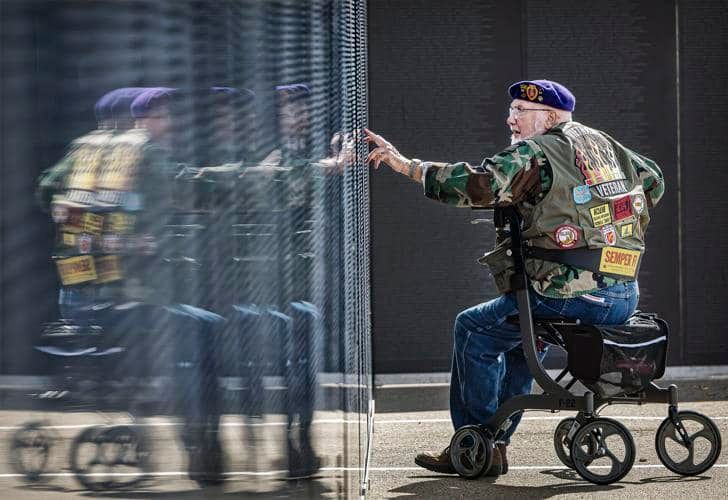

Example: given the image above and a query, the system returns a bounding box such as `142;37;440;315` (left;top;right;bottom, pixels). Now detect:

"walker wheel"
9;421;55;482
449;425;493;479
570;417;635;485
554;416;598;469
655;410;722;476
554;417;579;468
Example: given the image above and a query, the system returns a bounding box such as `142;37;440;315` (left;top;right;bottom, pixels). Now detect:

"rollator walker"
449;206;722;485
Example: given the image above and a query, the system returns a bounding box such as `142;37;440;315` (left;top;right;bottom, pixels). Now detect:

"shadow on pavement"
386;470;712;499
387;475;623;499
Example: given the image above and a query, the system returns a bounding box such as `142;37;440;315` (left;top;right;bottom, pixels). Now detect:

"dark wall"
369;0;728;373
368;0;522;373
679;0;728;364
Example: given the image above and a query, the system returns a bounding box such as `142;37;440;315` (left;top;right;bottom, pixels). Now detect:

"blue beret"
508;79;575;112
130;87;177;118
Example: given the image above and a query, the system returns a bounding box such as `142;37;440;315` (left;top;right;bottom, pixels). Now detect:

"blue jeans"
450;281;639;444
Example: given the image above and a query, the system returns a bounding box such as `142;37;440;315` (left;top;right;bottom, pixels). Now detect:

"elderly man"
366;79;664;476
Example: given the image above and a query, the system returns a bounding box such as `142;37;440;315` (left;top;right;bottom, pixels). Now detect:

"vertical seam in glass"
674;0;684;362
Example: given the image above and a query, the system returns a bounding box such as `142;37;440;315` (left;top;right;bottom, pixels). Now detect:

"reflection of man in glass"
39;87;227;487
36;87;147;323
271;83;353;478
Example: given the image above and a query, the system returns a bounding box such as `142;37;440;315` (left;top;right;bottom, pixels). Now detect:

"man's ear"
548;111;557;127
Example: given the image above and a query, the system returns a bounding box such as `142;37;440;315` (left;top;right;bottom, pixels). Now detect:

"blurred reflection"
4;1;369;497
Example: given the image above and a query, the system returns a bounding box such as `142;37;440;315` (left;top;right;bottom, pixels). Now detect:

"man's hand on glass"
365;128;424;182
364;128;410;173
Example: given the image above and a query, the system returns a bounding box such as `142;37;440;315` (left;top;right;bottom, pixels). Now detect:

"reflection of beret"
275;83;311;101
109;87;147;120
508;79;575;112
210;86;256;104
96;88;146;122
130;87;177;118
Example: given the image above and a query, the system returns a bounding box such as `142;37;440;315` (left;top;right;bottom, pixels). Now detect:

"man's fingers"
366;148;386;169
364;128;386;147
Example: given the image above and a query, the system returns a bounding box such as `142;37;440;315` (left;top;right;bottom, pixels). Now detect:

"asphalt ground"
1;380;727;498
369;400;728;499
0;410;358;499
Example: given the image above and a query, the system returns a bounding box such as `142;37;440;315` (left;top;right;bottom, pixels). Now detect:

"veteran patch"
599;247;640;278
572;185;592;204
565;124;628;196
590;203;612;227
620;223;634;238
555;224;579;248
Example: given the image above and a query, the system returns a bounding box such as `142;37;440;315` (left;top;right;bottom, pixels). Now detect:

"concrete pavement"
369;401;728;499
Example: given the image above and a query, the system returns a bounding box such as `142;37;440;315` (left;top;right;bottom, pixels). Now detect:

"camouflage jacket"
421;130;664;298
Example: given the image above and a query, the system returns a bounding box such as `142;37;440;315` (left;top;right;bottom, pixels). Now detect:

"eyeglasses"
508;106;551;117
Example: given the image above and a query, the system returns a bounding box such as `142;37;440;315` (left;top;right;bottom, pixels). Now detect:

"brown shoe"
484;443;508;476
414;447;455;474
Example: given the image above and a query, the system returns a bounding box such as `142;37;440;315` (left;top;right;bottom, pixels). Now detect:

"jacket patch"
555;224;580;248
613;195;633;221
590;203;612;227
600;224;617;246
572;185;592;204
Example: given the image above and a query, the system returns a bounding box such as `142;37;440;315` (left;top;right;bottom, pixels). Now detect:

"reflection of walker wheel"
570;417;635;485
655;410;722;476
10;421;55;482
449;425;493;479
70;425;151;491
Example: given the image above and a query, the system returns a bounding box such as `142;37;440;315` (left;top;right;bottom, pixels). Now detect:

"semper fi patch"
599;247;640;278
572;185;592;204
554;224;580;248
601;224;617;246
589;203;612;227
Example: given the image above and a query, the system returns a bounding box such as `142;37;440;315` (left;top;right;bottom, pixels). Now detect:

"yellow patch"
56;255;97;285
82;213;104;235
62;233;76;247
599;247;640;277
589;203;612;227
107;212;135;234
619;223;634;238
95;255;123;283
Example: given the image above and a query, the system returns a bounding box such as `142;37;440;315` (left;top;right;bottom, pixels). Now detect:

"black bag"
559;313;668;397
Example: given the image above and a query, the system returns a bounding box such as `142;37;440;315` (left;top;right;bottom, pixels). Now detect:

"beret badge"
521;83;543;102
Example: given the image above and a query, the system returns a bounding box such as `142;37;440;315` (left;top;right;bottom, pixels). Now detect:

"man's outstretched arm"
365;128;548;208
